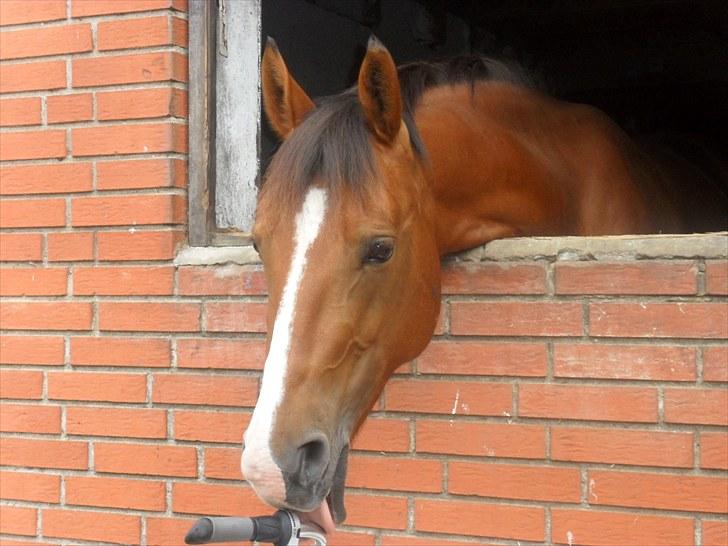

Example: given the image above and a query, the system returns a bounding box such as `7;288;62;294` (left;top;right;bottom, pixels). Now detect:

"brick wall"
1;2;727;546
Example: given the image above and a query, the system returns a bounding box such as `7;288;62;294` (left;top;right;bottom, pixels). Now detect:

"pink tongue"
297;500;336;535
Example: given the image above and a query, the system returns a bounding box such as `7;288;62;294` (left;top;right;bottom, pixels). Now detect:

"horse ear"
261;37;315;139
358;36;402;144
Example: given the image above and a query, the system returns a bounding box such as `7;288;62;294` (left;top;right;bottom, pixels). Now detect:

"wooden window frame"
188;0;260;247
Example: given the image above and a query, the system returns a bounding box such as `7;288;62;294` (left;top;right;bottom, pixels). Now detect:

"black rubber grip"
184;517;214;544
183;512;293;545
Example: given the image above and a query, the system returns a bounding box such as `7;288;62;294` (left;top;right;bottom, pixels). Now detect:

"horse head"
241;37;441;530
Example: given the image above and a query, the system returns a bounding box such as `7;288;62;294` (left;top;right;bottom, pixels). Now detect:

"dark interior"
260;0;727;225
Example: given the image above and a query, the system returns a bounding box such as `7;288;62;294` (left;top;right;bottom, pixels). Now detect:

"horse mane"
397;55;533;115
262;54;530;198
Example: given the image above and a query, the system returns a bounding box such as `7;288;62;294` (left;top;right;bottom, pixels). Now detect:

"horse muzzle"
241;432;349;527
279;432;331;508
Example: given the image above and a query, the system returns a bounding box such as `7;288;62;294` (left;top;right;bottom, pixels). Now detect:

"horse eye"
363;237;394;264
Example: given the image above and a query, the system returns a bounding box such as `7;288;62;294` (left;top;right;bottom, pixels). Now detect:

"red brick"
0;267;67;296
74;266;173;295
345;494;408;530
96;158;185;189
72;0;182;16
43;508;140;545
48;232;94;262
0;24;91;60
71;336;170;367
665;388;727;425
0;198;65;227
590;302;728;338
552;427;693;468
449;461;581;502
67;406;167;439
94;442;196;477
555;261;697;294
97;229;183;260
0;438;87;470
434;304;447;335
451;301;583;336
0;403;61;434
72;122;186;156
172;482;268;516
551;509;694;546
0;301;91;330
72;52;186;87
48;371;146;403
701;433;728;470
347;455;442;493
99;301;198;332
416;499;544;541
520;384;658;423
0;130;66;161
204;447;242;480
178;265;267;296
177;338;265;370
0;162;93;195
98;15;174;50
0;471;60;503
205;302;268;333
416;420;545;459
175;410;249;443
704;346;728;382
66;476;165;511
0;0;66;25
47;93;93;124
441;262;545;294
0;60;66;93
703;519;728;546
385;379;511;416
0;97;41;126
352;417;410;453
0;506;36;536
423;340;546;377
0;233;43;261
706;260;728;295
554;343;696;381
0;369;42;399
72;194;185;226
153;373;258;407
48;232;93;261
0;335;64;365
588;469;728;513
171;15;188;46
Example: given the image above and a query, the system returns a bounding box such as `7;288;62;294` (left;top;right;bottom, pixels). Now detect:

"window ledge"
453;232;728;262
174;245;261;266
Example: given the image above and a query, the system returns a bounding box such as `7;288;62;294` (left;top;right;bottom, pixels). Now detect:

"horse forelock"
262;91;425;204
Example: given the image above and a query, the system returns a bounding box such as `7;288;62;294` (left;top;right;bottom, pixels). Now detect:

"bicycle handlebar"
184;510;326;546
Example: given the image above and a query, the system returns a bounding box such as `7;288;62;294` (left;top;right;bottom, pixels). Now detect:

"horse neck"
412;82;655;255
410;83;570;255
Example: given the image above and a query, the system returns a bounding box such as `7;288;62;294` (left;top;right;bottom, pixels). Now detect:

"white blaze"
242;187;328;501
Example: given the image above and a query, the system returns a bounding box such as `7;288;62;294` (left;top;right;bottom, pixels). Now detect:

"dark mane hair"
263;54;530;197
398;55;533;115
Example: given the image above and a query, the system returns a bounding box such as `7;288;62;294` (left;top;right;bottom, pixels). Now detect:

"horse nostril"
296;433;330;486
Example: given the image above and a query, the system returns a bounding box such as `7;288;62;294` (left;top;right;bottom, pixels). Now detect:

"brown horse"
241;37;725;532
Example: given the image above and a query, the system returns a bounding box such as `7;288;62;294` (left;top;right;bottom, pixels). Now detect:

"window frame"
188;0;260;247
